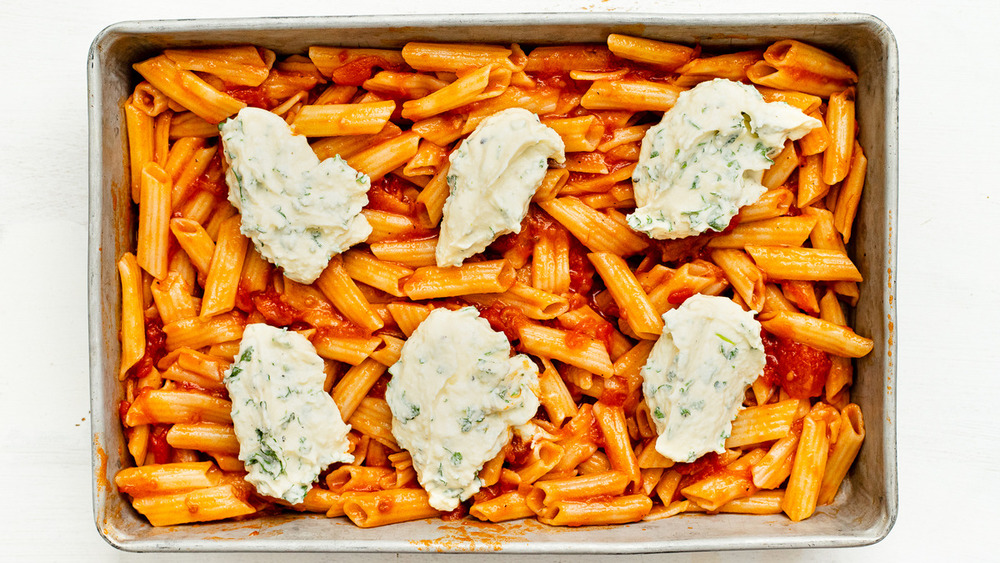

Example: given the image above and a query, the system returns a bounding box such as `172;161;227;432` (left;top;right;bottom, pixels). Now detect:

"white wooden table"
2;0;996;560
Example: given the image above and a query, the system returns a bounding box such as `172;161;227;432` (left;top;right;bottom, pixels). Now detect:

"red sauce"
567;242;595;296
673;452;739;498
189;151;227;197
441;503;469;521
473;483;503;503
244;279;359;331
761;329;832;399
129;318;167;381
235;284;255;314
313;322;369;340
532;73;572;90
251;286;298;326
651;234;713;266
489;229;531;263
118;400;131;425
367;375;389;400
505;434;533;466
667;287;695;306
621;68;675;83
148;425;172;464
477;302;531;343
175;380;229;400
674;451;726;479
331;56;402;86
599;376;629;407
571;316;615;353
366;176;420;216
473;478;521;504
225;86;271;110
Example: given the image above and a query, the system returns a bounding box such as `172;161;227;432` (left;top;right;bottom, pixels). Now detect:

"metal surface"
88;12;898;553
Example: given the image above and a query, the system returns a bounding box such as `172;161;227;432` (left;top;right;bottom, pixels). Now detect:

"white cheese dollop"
628;79;820;239
224;323;354;504
220;107;372;284
386;307;541;511
641;294;765;463
436;108;565;267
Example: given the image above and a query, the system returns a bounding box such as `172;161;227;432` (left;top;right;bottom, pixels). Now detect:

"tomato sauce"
225;86;271;110
366;175;420;216
235;283;255;314
128;318;167;381
477;302;532;343
673;452;753;499
331;56;403;86
441;503;469;521
367;375;389;400
667;287;695;306
148;424;173;464
651;233;713;265
251;286;299;327
567;315;615;353
599;376;629;407
567;243;595;297
118;400;131;425
189;151;227;197
761;329;832;399
504;434;533;467
473;480;518;503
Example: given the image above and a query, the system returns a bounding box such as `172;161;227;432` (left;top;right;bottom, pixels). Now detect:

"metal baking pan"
88;12;898;552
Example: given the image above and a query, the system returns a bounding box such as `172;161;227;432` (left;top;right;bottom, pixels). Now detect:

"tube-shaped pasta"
290;101;395;136
759;311;873;358
403;260;515;300
606;34;694;70
136;163;172;280
200;215;249;317
763;40;858;82
823;88;857;185
817;404;865;505
588;252;663;339
341;488;440;527
581;79;685;112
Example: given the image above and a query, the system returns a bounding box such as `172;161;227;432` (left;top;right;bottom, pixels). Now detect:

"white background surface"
2;0;997;560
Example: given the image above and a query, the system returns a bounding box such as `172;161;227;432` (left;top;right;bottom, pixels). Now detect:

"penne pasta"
115;37;874;531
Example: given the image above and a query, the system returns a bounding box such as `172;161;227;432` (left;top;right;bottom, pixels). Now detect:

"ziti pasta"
115;36;872;528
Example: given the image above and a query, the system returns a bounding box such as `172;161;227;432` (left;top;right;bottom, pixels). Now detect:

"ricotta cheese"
628;79;820;239
224;323;354;504
220;107;372;284
641;294;765;463
386;307;541;511
436;108;565;267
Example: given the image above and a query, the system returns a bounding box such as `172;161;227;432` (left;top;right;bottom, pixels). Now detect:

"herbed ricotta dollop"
386;307;541;511
436;108;565;267
220;107;372;284
628;79;820;239
641;294;765;463
224;323;354;504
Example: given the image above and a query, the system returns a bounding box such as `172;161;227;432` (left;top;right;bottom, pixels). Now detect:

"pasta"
115;35;873;530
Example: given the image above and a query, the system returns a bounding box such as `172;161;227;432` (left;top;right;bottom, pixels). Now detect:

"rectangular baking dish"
88;12;898;552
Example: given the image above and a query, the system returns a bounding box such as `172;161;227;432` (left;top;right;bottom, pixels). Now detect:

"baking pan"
88;12;898;552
